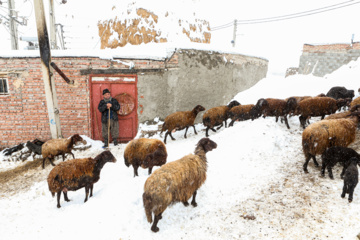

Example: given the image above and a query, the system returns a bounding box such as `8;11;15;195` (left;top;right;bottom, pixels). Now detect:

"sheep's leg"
224;120;228;128
183;127;189;138
327;165;334;179
275;116;279;122
191;190;198;207
84;186;90;202
205;127;210;137
63;191;70;202
148;167;153;175
229;119;236;127
42;157;47;169
340;167;346;179
312;156;319;167
321;162;327;177
182;201;189;206
283;115;290;129
216;123;223;130
348;185;355;203
133;165;139;177
151;213;162;233
169;132;175;140
341;184;347;199
206;127;216;137
48;158;56;166
163;132;168;144
303;155;312;173
192;125;198;135
70;152;75;159
299;116;306;129
56;191;62;208
61;153;66;161
89;184;94;198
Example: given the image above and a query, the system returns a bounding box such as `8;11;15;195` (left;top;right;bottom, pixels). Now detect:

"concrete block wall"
298;42;360;77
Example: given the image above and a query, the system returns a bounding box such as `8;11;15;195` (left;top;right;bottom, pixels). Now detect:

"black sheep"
3;143;24;156
341;157;359;203
321;146;360;179
25;141;43;159
326;86;355;100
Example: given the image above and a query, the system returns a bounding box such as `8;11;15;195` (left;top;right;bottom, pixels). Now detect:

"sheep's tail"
142;192;153;223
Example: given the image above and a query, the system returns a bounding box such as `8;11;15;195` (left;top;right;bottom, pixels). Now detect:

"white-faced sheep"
202;100;240;137
321;146;360;179
47;150;117;208
302;111;360;173
293;96;347;129
160;105;205;144
143;137;217;232
341;157;359;203
124;138;167;177
261;97;297;129
41;134;86;169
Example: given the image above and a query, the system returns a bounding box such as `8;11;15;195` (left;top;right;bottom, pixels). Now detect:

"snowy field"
0;59;360;240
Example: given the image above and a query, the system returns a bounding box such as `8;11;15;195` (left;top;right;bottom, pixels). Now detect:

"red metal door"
90;75;138;143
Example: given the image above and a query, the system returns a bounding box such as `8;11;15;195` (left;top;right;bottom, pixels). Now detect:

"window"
0;77;8;95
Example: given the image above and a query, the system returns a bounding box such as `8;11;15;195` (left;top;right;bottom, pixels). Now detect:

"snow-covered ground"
0;58;359;240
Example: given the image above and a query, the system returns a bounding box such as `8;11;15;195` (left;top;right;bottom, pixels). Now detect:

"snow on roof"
0;42;268;62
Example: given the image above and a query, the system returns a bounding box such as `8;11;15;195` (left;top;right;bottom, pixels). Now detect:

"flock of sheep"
6;85;359;233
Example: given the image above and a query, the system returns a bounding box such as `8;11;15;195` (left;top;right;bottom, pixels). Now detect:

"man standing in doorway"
98;88;121;148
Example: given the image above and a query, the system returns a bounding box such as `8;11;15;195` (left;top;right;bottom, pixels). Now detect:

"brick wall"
298;42;360;77
0;56;170;148
0;49;267;148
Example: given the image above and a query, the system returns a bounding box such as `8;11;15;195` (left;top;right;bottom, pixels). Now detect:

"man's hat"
103;89;110;95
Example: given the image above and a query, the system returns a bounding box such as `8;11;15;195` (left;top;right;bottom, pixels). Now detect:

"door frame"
89;74;138;141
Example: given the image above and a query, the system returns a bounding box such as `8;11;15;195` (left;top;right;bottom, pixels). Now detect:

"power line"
237;1;360;24
210;0;360;31
237;0;357;23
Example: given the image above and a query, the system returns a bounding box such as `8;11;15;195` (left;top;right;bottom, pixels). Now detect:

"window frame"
0;75;9;95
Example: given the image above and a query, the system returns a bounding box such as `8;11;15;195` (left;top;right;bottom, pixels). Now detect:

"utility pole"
49;0;58;49
8;0;18;50
232;19;237;47
34;0;62;139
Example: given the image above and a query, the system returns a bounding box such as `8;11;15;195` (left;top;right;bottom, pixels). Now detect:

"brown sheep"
228;104;254;126
41;134;86;169
302;111;360;173
227;98;268;127
324;104;360;120
143;137;217;232
160;105;205;144
202;100;240;137
293;96;346;129
124;138;167;177
261;97;297;129
350;96;360;109
47;150;117;208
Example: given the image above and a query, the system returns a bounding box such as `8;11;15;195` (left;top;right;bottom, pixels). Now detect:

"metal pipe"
50;62;74;84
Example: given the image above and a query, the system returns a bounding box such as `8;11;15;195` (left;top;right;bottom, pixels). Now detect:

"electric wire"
210;0;360;31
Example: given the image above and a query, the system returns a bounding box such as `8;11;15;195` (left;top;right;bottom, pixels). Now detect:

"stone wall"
298;42;360;77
